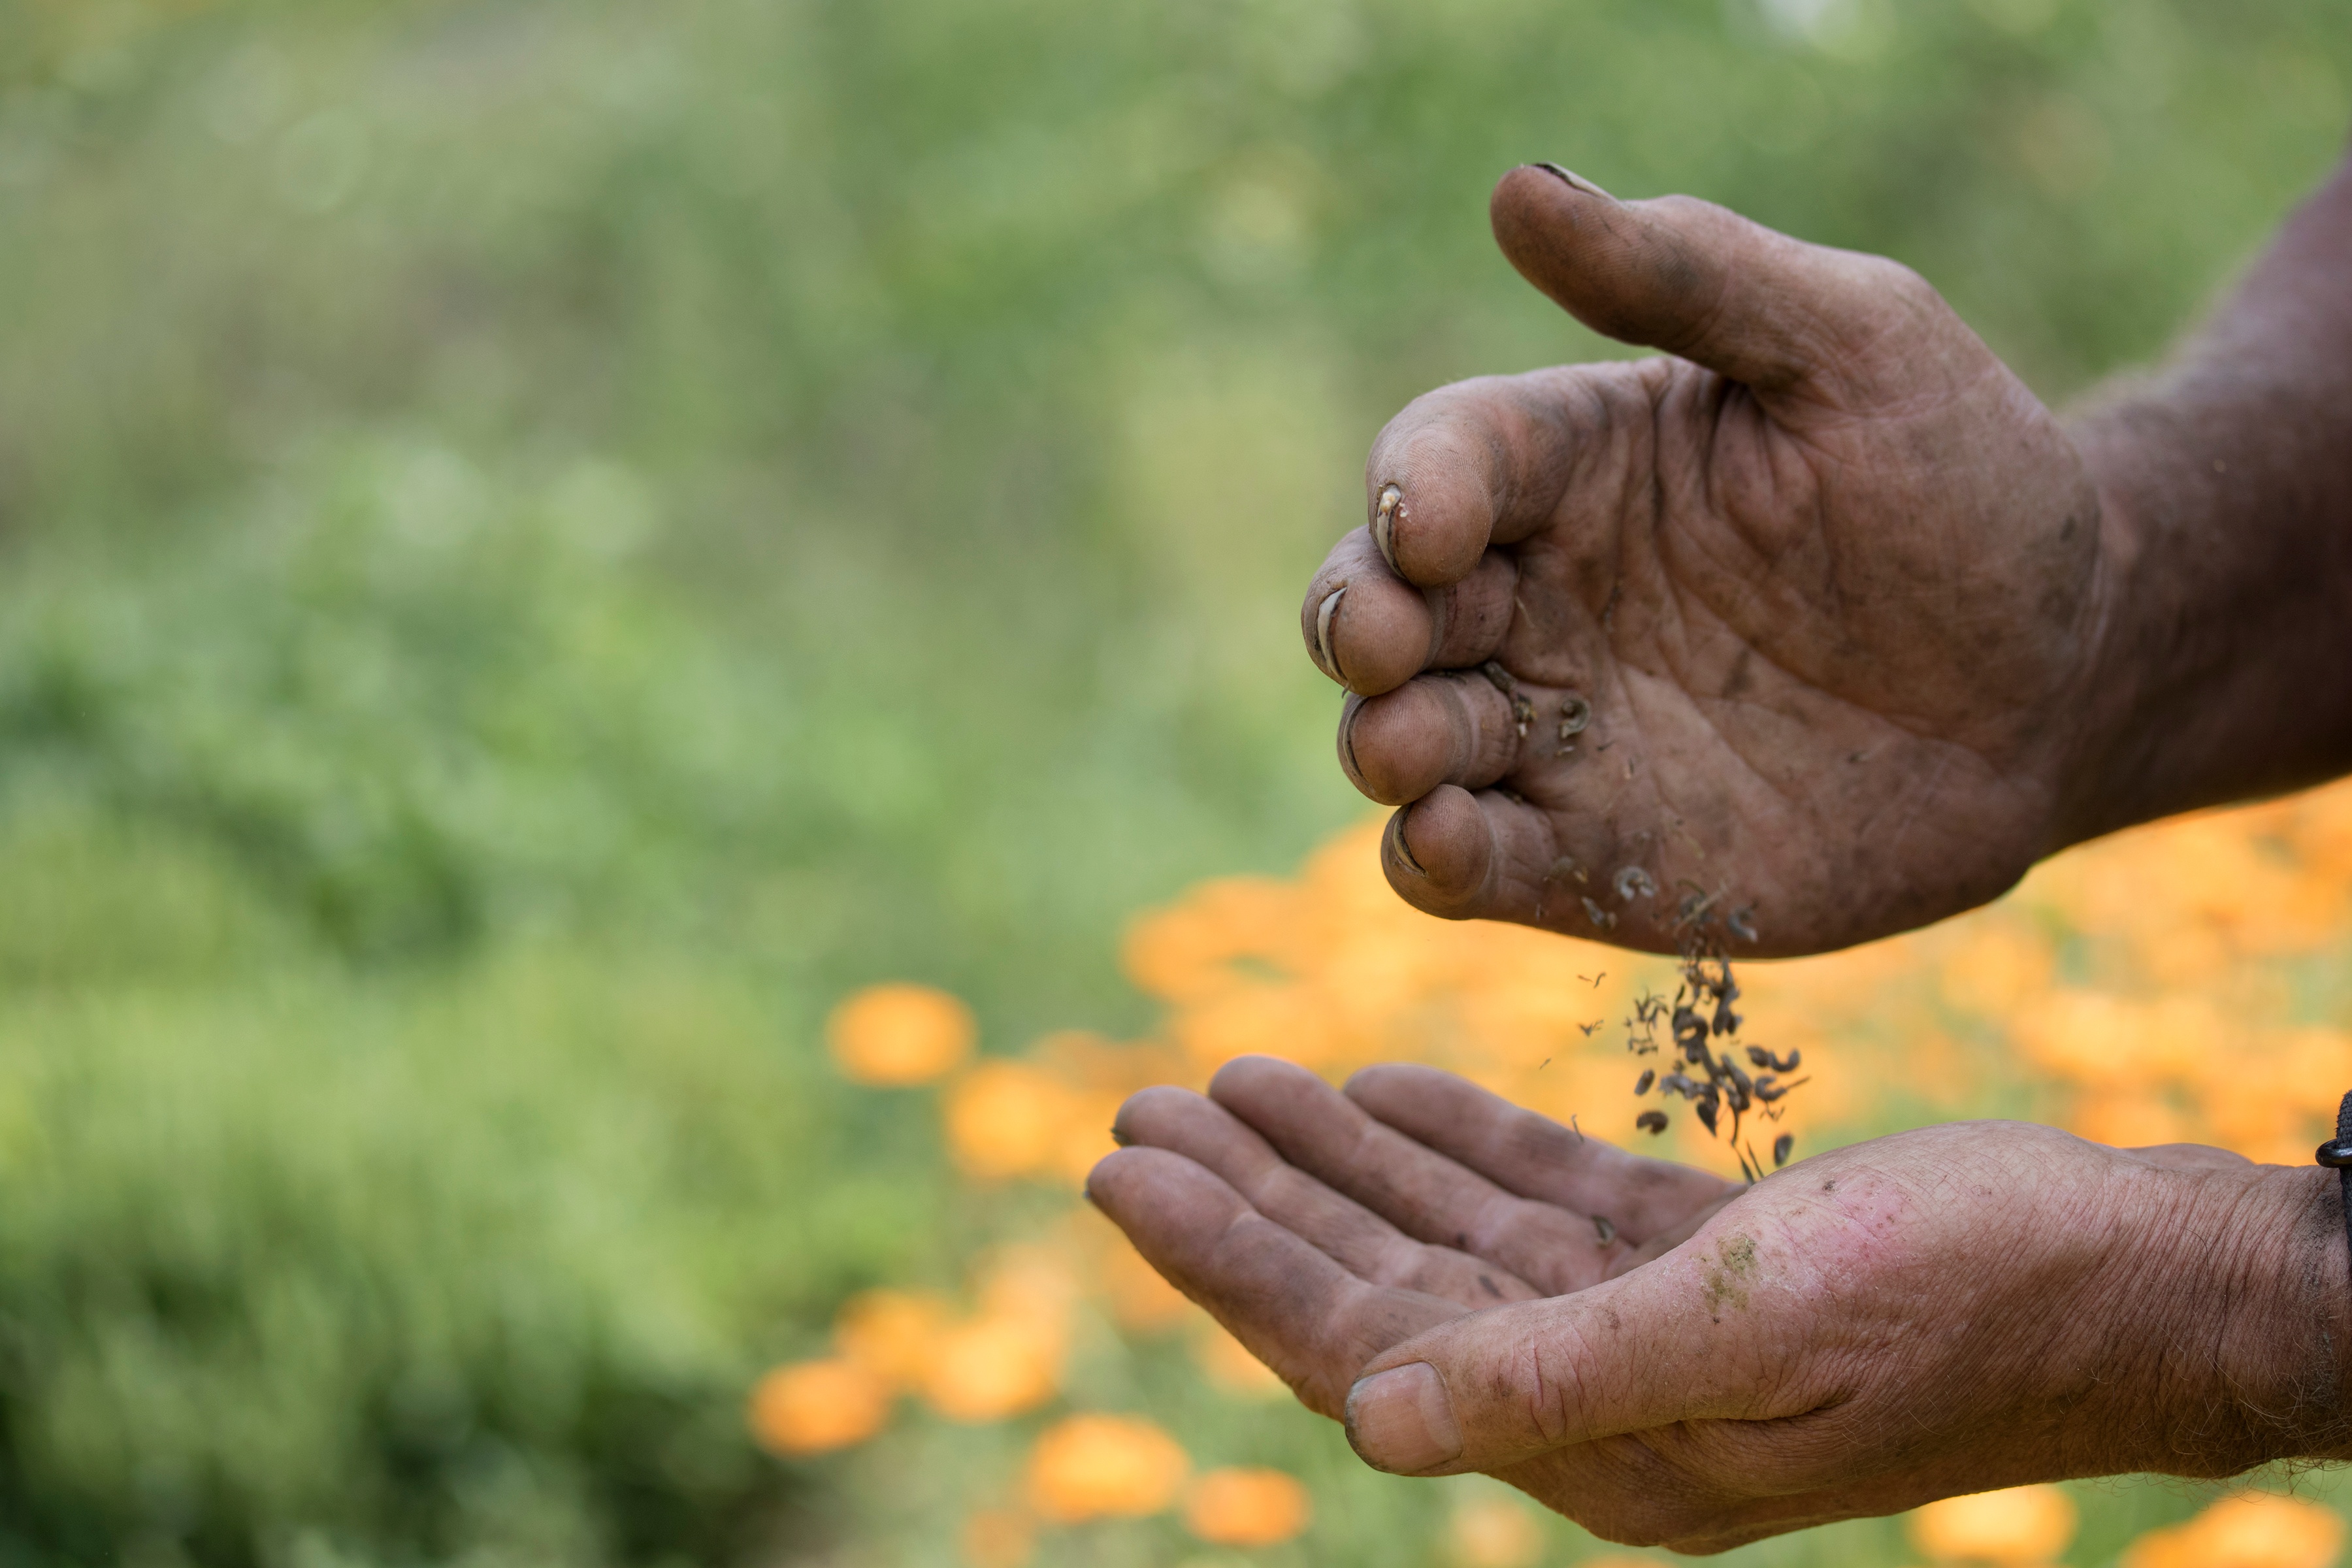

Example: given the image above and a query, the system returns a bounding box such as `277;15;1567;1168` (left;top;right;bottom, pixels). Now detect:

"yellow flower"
1024;1413;1190;1522
1908;1484;2077;1563
745;1357;890;1456
832;1288;951;1390
1181;1467;1313;1546
943;1062;1082;1180
1188;1320;1286;1398
828;983;976;1086
2121;1492;2345;1568
1448;1495;1544;1568
923;1315;1063;1423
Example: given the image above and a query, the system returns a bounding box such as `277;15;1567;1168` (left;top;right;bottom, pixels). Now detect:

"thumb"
1489;162;1943;399
1341;1237;1777;1475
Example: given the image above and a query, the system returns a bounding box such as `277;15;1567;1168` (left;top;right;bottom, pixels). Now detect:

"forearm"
2058;150;2352;845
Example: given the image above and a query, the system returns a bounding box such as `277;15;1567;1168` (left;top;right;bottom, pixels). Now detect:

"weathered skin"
1103;152;2352;1546
1304;159;2352;957
1093;1060;2352;1553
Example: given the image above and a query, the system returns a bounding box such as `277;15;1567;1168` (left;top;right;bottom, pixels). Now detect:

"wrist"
2134;1160;2352;1473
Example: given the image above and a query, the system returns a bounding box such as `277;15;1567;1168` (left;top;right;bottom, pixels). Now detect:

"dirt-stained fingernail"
1532;161;1614;199
1373;485;1403;573
1315;587;1348;683
1384;806;1428;878
1346;1363;1462;1474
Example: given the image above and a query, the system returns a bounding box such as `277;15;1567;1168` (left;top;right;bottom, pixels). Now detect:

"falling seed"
1614;866;1658;902
1773;1133;1795;1167
1727;906;1760;943
1634;1068;1655;1095
1635;1109;1668;1135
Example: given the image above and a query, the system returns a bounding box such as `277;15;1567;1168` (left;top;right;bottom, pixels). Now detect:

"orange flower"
1448;1495;1544;1568
923;1315;1062;1422
1181;1467;1312;1546
1024;1413;1191;1522
745;1358;890;1456
943;1062;1082;1180
832;1288;951;1390
1909;1484;2077;1563
828;983;976;1086
1189;1320;1284;1398
959;1507;1036;1568
2121;1492;2345;1568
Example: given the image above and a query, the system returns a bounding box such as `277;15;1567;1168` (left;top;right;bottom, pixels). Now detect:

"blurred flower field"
774;787;2352;1566
6;0;2352;1564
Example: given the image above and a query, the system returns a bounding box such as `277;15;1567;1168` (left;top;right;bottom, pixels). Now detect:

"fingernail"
1315;587;1348;684
1384;807;1428;878
1373;485;1403;572
1345;1363;1462;1473
1338;694;1367;788
1110;1124;1133;1147
1532;161;1613;200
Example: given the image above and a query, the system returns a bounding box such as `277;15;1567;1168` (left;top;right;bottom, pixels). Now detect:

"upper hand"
1090;1058;2345;1553
1303;165;2110;956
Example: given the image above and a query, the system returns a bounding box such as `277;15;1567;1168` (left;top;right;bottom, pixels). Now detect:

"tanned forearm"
2061;150;2352;845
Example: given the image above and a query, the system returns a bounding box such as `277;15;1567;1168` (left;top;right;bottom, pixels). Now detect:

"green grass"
0;0;2348;1561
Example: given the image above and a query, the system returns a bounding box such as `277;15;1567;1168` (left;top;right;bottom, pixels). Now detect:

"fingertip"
1205;1053;1314;1107
1383;787;1496;916
1341;684;1452;805
1364;439;1495;587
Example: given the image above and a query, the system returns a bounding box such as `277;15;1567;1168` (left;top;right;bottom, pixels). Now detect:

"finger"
1207;1056;1625;1295
1341;670;1527;805
1341;1233;1786;1475
1345;1064;1739;1245
1382;785;1556;923
1363;368;1623;587
1301;529;1520;696
1489;162;1946;401
1085;1145;1467;1418
1111;1085;1543;1307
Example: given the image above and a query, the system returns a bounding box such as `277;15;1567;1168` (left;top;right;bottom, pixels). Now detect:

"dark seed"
1634;1069;1655;1096
1773;1133;1795;1168
1635;1109;1669;1135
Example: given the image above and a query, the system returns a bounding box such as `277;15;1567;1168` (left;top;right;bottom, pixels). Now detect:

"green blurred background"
0;0;2345;1563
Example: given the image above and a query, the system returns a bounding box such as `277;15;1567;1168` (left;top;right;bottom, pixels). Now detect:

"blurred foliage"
0;0;2345;1563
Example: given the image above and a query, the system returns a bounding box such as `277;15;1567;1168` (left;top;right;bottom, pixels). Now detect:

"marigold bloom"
745;1357;890;1456
828;983;976;1085
2120;1492;2345;1568
944;1062;1081;1180
832;1288;951;1390
1909;1483;2076;1563
923;1315;1062;1422
1024;1413;1190;1522
1181;1466;1311;1546
1189;1320;1284;1397
1448;1495;1543;1568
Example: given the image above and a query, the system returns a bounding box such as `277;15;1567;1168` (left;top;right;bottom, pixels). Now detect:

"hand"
1303;164;2111;956
1090;1058;2351;1552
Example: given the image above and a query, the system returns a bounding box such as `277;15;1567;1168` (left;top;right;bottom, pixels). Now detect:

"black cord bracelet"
2315;1092;2352;1265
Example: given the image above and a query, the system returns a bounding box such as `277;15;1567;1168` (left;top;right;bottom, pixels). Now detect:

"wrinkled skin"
1092;1059;2351;1554
1303;165;2108;956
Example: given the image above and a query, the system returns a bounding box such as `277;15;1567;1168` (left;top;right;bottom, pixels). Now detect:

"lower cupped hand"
1089;1058;2349;1552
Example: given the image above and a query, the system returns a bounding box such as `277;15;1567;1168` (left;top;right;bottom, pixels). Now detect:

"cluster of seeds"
1622;932;1806;1180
